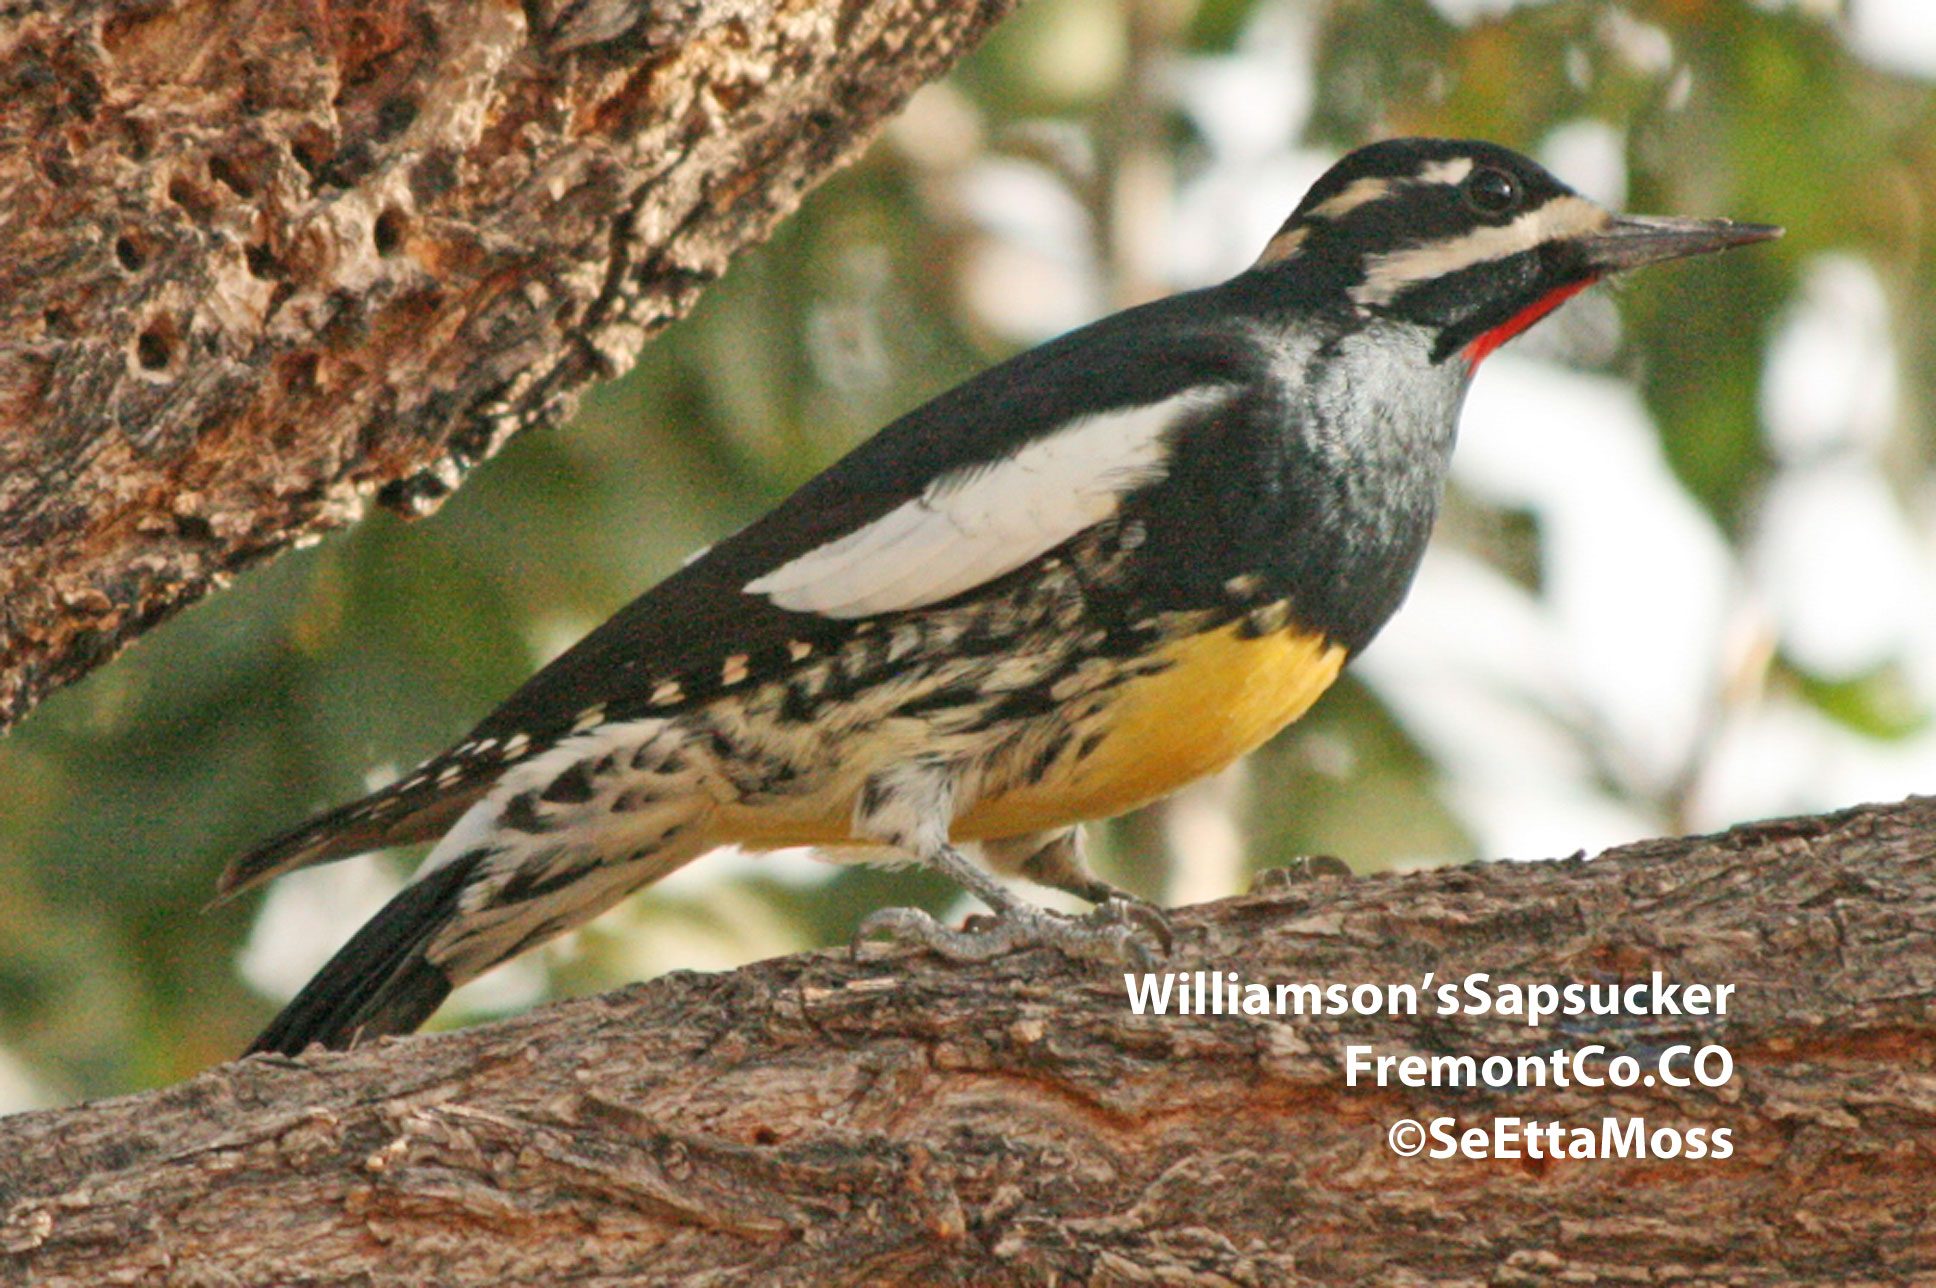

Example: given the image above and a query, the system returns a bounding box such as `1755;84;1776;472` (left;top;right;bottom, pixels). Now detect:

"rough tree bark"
3;795;1932;1283
0;0;1017;733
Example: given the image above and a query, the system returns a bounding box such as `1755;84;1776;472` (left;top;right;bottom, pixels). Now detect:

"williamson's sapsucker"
223;138;1779;1055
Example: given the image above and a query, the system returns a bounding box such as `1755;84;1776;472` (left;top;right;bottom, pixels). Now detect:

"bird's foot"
854;896;1171;969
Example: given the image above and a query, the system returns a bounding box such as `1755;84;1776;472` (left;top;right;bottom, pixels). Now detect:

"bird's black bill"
1582;215;1783;273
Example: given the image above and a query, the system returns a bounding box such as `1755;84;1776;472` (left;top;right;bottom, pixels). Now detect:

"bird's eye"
1463;167;1520;216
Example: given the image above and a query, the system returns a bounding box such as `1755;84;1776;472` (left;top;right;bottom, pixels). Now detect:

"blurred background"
3;0;1932;1107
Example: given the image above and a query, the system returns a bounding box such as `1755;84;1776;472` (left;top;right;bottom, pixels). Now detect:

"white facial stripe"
1308;159;1476;225
1415;158;1474;185
1309;176;1396;220
1266;157;1496;262
744;388;1231;618
1351;194;1608;307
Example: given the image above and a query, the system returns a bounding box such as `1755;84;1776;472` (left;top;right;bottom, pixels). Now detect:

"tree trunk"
4;795;1932;1284
0;0;1016;733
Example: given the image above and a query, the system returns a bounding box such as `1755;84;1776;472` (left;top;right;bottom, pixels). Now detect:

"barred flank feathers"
246;851;485;1056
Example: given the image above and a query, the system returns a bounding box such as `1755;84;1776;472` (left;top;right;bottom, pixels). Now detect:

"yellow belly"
953;621;1346;838
711;620;1347;849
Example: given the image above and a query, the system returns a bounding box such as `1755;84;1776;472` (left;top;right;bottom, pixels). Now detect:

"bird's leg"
986;825;1120;905
982;827;1173;954
849;764;1166;966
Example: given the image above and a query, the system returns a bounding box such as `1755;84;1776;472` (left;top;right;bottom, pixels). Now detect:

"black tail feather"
216;780;480;904
246;852;484;1056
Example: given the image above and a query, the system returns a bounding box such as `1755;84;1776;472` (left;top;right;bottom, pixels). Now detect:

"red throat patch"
1461;277;1598;368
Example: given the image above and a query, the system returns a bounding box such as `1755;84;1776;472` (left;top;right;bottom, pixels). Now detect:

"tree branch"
0;0;1016;732
5;796;1932;1282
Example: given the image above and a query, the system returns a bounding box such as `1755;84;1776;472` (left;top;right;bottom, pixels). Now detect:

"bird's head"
1257;138;1781;366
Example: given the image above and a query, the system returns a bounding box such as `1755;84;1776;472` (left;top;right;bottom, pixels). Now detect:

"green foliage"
1788;661;1928;742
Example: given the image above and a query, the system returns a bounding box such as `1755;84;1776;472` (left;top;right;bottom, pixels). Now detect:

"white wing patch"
744;388;1231;618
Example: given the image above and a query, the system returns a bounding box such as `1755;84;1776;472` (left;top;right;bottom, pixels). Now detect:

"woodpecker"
225;138;1778;1055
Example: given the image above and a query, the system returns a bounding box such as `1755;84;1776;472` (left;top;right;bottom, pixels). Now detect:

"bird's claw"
852;896;1172;969
1097;895;1175;957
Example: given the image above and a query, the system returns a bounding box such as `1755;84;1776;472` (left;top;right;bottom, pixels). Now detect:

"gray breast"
1263;318;1471;652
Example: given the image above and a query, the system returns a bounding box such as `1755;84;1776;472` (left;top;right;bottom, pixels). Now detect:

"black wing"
219;282;1270;897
